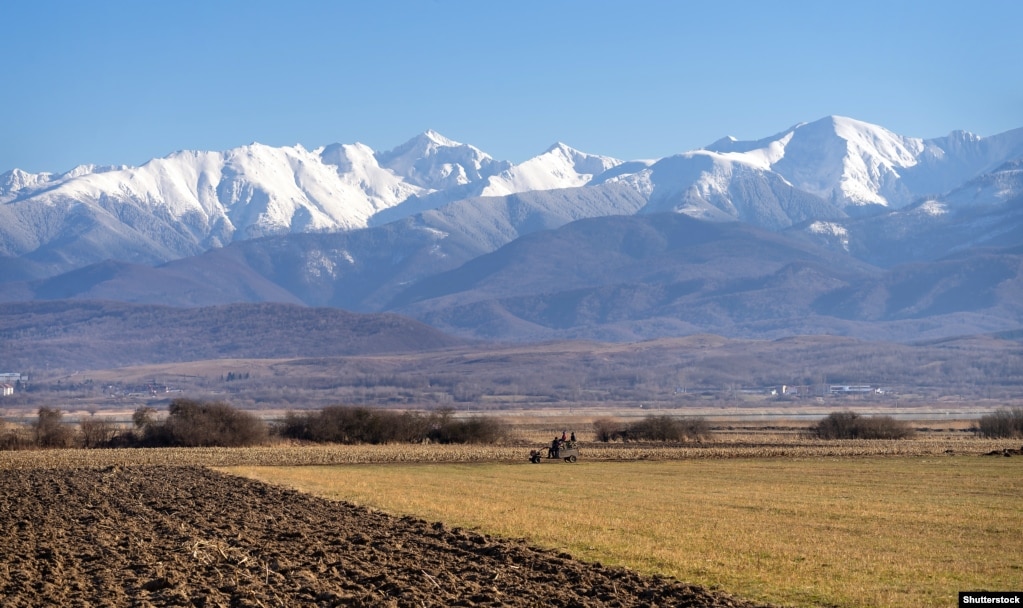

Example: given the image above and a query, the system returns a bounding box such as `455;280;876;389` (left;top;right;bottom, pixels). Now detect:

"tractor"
529;443;579;463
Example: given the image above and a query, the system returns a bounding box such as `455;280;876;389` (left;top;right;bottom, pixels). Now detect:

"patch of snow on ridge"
917;200;948;216
607;168;655;197
807;220;850;250
419;226;449;239
304;250;338;279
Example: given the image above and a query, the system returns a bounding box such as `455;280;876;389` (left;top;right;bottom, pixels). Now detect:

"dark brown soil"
0;466;772;607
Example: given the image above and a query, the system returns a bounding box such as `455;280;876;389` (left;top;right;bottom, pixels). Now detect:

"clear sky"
2;0;1021;173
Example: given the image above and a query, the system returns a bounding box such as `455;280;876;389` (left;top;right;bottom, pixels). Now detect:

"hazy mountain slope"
813;247;1023;323
384;212;1022;342
388;214;882;340
0;300;466;370
0;257;303;306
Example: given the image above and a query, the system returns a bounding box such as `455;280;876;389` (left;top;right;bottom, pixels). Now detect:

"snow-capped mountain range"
4;115;1021;273
3;115;1023;343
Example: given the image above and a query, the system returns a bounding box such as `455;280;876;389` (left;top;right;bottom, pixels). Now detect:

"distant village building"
770;384;884;398
770;385;812;397
0;383;13;397
0;373;22;384
828;385;876;395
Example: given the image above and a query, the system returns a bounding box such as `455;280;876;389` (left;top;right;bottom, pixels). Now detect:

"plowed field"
0;466;770;607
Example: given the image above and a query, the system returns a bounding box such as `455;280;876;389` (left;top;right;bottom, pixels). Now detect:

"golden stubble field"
224;452;1023;608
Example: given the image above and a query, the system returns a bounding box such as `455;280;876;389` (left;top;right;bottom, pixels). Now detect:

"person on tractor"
549;436;561;458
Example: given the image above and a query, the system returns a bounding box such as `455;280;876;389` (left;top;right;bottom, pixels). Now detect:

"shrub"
627;415;710;442
282;406;417;444
593;417;622;442
279;410;312;441
145;399;268;447
80;416;118;448
34;407;75;448
316;406;399;444
810;411;915;439
428;414;507;444
975;407;1023;438
679;416;711;440
133;406;157;431
0;420;33;451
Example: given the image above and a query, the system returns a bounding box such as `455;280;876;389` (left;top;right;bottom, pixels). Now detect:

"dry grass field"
224;454;1023;608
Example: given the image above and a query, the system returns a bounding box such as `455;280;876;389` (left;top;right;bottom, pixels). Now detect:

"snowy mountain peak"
544;141;576;154
1;168;53;199
946;129;982;144
540;142;620;174
374;130;510;191
707;135;739;149
420;129;458;146
479;143;623;198
701;115;929;207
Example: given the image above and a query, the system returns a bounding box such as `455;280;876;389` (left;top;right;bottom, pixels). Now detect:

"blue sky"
2;0;1021;173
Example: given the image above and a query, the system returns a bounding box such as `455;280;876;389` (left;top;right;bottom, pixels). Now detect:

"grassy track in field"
224;456;1023;608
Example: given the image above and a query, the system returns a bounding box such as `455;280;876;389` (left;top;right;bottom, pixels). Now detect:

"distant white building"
829;385;874;395
0;383;13;397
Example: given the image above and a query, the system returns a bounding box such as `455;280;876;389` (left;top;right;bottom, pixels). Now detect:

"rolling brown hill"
0;300;466;371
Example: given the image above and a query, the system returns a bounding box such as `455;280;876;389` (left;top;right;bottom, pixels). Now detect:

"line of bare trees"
975;407;1023;438
0;400;508;450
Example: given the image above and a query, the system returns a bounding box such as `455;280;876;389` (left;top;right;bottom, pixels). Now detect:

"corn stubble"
0;432;1014;469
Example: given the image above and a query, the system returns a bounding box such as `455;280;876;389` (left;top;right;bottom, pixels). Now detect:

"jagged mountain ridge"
4;115;1023;285
0;132;626;280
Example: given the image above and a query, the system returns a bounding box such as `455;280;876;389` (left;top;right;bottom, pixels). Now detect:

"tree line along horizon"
2;399;1022;451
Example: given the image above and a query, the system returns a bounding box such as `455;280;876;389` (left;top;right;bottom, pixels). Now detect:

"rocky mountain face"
2;116;1022;343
